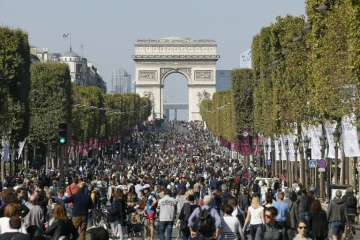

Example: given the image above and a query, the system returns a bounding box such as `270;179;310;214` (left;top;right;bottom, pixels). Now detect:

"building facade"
110;68;133;94
216;70;232;91
30;46;107;93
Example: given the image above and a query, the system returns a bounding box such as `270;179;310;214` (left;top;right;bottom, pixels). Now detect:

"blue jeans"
88;212;93;227
159;221;173;240
299;212;310;221
181;227;195;240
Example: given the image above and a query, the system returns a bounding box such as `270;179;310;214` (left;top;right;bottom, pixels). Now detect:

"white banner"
18;140;26;159
341;113;360;157
275;139;280;161
324;120;341;159
288;134;297;161
1;138;10;162
310;124;322;160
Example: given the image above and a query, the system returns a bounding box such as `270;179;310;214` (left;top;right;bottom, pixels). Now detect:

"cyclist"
342;186;357;235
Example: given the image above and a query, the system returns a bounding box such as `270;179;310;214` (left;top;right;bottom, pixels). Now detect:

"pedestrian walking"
64;183;93;240
157;189;176;240
309;199;328;240
327;190;349;240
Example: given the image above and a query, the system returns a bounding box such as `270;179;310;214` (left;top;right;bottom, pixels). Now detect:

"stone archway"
133;37;219;121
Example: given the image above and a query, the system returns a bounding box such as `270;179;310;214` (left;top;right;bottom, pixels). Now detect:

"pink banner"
253;134;264;156
240;128;251;155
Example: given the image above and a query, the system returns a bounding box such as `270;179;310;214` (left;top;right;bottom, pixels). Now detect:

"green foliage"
0;27;31;142
72;84;104;142
231;69;255;137
29;62;72;147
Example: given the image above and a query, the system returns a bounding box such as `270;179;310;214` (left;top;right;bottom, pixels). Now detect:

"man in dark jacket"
0;216;30;240
64;183;93;240
327;190;349;240
297;186;311;221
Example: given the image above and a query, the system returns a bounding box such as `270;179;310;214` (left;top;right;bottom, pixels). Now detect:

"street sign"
267;159;272;166
318;159;327;168
309;160;317;168
318;168;326;172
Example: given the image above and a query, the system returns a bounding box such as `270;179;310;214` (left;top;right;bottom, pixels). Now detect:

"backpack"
345;195;357;208
170;184;177;196
195;206;214;232
252;183;259;193
260;224;285;240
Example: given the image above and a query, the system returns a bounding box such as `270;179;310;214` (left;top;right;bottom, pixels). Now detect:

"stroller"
126;212;144;239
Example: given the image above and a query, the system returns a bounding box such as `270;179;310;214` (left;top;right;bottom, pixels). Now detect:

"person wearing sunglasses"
254;206;287;240
293;219;312;240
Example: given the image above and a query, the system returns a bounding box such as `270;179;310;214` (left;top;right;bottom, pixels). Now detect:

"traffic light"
58;122;68;145
115;142;120;155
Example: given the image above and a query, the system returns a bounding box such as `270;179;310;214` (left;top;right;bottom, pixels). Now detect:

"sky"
0;0;306;120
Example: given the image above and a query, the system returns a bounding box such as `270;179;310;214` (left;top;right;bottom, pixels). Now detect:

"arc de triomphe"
133;37;219;121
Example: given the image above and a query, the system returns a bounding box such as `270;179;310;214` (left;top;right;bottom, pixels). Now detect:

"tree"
28;62;72;148
0;27;31;142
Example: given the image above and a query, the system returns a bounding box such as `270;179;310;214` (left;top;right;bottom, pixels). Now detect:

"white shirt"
248;206;264;225
220;216;243;239
0;217;27;234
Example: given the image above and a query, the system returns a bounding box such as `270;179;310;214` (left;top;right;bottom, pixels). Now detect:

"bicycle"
345;214;356;240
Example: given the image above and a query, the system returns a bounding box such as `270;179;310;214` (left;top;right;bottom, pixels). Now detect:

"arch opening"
163;73;189;121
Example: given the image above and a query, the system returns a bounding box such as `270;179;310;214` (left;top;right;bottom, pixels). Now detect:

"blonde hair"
186;189;194;196
251;196;261;209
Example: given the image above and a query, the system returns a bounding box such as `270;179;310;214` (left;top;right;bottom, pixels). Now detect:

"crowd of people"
0;120;358;240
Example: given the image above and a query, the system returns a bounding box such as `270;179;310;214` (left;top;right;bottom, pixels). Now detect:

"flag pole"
81;44;83;58
70;30;72;51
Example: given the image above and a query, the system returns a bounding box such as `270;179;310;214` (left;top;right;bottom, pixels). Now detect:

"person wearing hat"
144;184;157;240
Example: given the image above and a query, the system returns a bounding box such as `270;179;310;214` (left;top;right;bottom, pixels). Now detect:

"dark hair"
9;215;21;229
310;199;322;215
227;196;237;207
90;226;109;240
16;187;25;195
265;206;278;217
188;195;195;202
297;219;308;228
224;205;234;215
265;192;273;204
73;176;79;184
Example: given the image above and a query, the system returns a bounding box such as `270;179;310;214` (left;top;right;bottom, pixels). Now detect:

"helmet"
143;184;150;189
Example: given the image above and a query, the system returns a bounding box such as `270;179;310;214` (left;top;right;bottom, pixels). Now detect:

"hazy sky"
1;0;305;120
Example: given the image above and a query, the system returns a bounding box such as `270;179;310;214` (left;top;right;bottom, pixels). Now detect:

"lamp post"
278;141;282;178
333;127;340;184
294;138;299;185
9;144;13;176
319;136;326;201
304;136;310;190
285;140;290;187
299;139;304;185
271;141;275;177
265;142;269;177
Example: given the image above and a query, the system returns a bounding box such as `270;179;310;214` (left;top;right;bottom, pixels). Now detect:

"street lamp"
285;141;290;187
319;135;326;201
265;142;269;176
278;140;282;177
294;138;299;185
304;136;310;190
299;138;305;184
271;140;275;177
333;127;340;184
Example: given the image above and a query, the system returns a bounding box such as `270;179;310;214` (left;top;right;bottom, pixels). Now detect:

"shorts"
331;221;344;235
146;211;156;220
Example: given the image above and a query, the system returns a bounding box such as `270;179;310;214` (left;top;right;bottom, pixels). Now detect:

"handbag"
180;220;187;230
